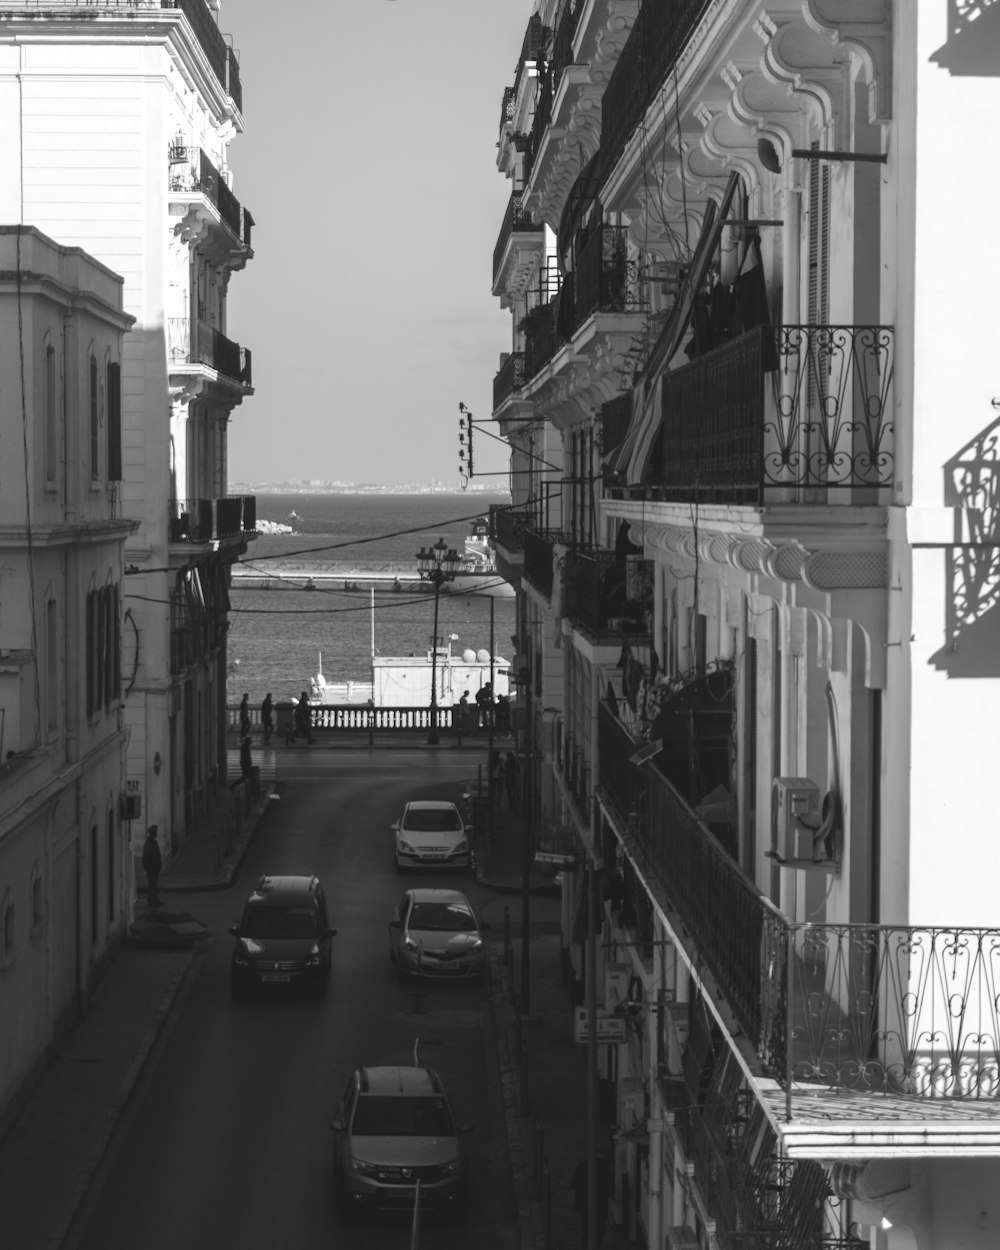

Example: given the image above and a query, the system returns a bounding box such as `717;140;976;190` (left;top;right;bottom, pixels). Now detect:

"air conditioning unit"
772;777;821;861
665;1227;700;1250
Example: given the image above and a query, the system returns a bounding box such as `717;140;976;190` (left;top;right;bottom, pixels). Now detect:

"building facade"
0;227;134;1120
0;0;255;880
492;3;1000;1247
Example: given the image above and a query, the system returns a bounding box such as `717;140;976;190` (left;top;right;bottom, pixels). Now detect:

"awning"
605;172;741;485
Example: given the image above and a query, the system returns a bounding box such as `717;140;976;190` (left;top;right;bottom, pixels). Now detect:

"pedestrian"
240;734;253;781
491;749;504;809
293;690;315;744
504;751;518;809
260;692;273;746
495;692;511;734
239;691;251;738
475;682;493;731
458;690;470;736
571;1148;614;1248
141;825;163;908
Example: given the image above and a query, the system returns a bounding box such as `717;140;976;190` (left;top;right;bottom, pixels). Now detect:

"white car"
393;800;470;871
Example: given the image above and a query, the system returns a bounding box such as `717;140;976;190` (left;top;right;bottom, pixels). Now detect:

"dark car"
229;874;336;999
331;1065;472;1221
388;888;487;984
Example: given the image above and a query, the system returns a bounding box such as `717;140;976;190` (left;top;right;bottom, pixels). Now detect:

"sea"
227;492;516;703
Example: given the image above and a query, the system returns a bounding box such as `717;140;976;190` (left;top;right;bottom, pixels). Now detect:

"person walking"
141;825;163;908
260;693;274;746
238;692;251;738
571;1148;614;1248
457;690;471;736
504;751;518;810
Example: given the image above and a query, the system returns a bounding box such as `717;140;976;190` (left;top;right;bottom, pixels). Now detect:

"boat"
445;516;514;599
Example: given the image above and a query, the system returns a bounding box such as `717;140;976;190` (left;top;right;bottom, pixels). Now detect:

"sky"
223;0;533;487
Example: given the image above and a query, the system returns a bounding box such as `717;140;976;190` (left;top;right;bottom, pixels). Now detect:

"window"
90;354;99;479
45;343;58;484
30;864;44;936
107;361;122;481
1;891;14;967
86;582;122;716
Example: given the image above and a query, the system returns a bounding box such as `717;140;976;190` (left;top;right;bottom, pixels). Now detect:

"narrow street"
68;751;521;1250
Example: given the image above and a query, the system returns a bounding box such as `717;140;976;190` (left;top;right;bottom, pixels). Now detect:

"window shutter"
107;362;122;481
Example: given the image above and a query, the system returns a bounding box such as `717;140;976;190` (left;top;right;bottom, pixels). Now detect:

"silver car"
392;800;470;871
388;888;487;983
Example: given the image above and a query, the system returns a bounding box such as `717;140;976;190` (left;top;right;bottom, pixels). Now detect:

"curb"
49;946;205;1250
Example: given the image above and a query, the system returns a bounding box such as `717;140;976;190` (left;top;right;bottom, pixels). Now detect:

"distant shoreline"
229;484;510;497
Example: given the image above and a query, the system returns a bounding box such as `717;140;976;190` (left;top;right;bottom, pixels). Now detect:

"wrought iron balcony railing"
643;324;894;503
523;300;562;380
563;549;629;636
499;85;516;139
599;0;713;187
493;352;526;410
512;13;546;102
551;0;580;90
169;495;256;544
493;190;545;284
599;702;1000;1108
168;318;252;386
490;504;527;555
570;224;647;333
161;0;241;108
169;149;250;246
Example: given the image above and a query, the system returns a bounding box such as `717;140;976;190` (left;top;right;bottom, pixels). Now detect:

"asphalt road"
68;751;519;1250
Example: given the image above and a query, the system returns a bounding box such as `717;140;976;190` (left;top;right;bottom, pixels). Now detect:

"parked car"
392;800;470;871
331;1065;472;1221
229;874;336;999
388;888;488;983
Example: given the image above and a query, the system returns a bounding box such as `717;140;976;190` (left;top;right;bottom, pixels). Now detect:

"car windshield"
403;807;462;832
409;902;477;932
352;1095;455;1137
243;905;318;939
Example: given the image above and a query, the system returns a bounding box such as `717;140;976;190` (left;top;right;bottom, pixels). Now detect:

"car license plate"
262;973;290;983
422;853;446;860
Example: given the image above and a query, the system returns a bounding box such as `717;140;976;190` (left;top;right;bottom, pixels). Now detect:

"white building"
492;3;1000;1247
0;0;255;874
0;226;134;1120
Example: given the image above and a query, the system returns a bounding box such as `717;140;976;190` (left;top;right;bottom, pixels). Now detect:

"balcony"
599;0;714;189
551;0;580;93
563;549;650;638
566;224;647;334
169;495;257;544
512;13;546;103
611;325;894;503
168;318;252;388
493;352;526;411
522;300;562;381
493;189;545;293
490;504;527;555
168;148;253;254
161;0;242;111
598;702;1000;1128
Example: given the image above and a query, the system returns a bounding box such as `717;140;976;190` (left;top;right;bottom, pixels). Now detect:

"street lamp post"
417;538;460;745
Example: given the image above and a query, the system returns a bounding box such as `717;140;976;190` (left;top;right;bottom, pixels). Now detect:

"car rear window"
243;904;318;939
403;807;462;832
352;1095;454;1137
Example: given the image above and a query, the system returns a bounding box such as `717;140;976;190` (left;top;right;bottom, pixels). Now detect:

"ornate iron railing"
512;14;546;101
170;495;255;543
524;527;557;599
599;0;714;187
493;352;526;409
168;318;251;386
491;504;527;554
226;45;242;114
657;325;894;502
551;0;580;89
493;189;544;283
161;0;228;98
168;148;250;246
527;64;553;180
600;701;1000;1105
523;300;561;379
499;85;516;139
572;224;647;331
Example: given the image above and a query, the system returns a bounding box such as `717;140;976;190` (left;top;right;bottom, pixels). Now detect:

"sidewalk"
0;748;630;1250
